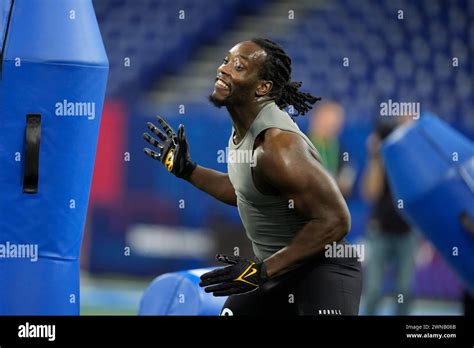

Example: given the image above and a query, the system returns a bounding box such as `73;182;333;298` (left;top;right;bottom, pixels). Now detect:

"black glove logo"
234;263;258;287
164;146;175;172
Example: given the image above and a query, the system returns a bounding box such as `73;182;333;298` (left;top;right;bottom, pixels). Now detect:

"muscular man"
143;38;362;316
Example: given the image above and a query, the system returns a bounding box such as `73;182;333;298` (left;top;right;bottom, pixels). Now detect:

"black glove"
199;254;268;296
143;116;197;180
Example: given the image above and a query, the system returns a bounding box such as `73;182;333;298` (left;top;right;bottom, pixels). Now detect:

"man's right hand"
143;116;197;180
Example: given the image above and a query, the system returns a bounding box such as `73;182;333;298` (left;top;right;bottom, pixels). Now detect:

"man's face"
209;41;268;108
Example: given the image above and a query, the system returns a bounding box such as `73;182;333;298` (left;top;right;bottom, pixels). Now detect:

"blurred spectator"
361;116;418;315
308;101;356;197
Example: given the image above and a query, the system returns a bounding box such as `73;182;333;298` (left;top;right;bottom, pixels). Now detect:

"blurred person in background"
308;101;356;198
361;116;418;315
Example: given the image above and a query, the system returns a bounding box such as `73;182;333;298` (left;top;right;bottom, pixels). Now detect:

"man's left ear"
256;80;273;97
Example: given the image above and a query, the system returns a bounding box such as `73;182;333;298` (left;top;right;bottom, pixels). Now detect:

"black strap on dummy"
23;114;41;193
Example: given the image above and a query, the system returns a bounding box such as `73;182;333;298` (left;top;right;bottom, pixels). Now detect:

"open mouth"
215;78;230;91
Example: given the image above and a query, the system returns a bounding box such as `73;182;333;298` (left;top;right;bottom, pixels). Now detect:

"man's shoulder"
256;128;307;151
254;128;309;173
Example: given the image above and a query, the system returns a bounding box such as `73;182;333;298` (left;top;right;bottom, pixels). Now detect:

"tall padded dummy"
139;268;228;315
382;115;474;292
0;0;108;314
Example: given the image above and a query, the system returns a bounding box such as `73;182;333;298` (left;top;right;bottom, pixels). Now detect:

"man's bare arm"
187;166;237;206
255;130;350;278
143;117;237;206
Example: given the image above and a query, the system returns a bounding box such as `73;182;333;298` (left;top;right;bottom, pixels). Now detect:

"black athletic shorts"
220;245;362;316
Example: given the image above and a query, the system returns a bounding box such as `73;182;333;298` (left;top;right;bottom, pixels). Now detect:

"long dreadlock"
251;38;321;116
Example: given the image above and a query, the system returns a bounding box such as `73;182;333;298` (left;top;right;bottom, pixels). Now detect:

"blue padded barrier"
0;0;108;314
382;115;474;292
139;268;227;315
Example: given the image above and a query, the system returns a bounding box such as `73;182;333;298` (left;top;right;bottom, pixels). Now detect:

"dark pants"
220;254;362;316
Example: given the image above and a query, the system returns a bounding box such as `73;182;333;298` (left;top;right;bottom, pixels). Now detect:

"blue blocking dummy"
0;0;108;314
139;268;227;315
382;115;474;292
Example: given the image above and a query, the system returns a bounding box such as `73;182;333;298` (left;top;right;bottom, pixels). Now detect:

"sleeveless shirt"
227;102;320;260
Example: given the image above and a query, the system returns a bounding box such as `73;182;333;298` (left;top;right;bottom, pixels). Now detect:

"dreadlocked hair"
251;38;321;116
